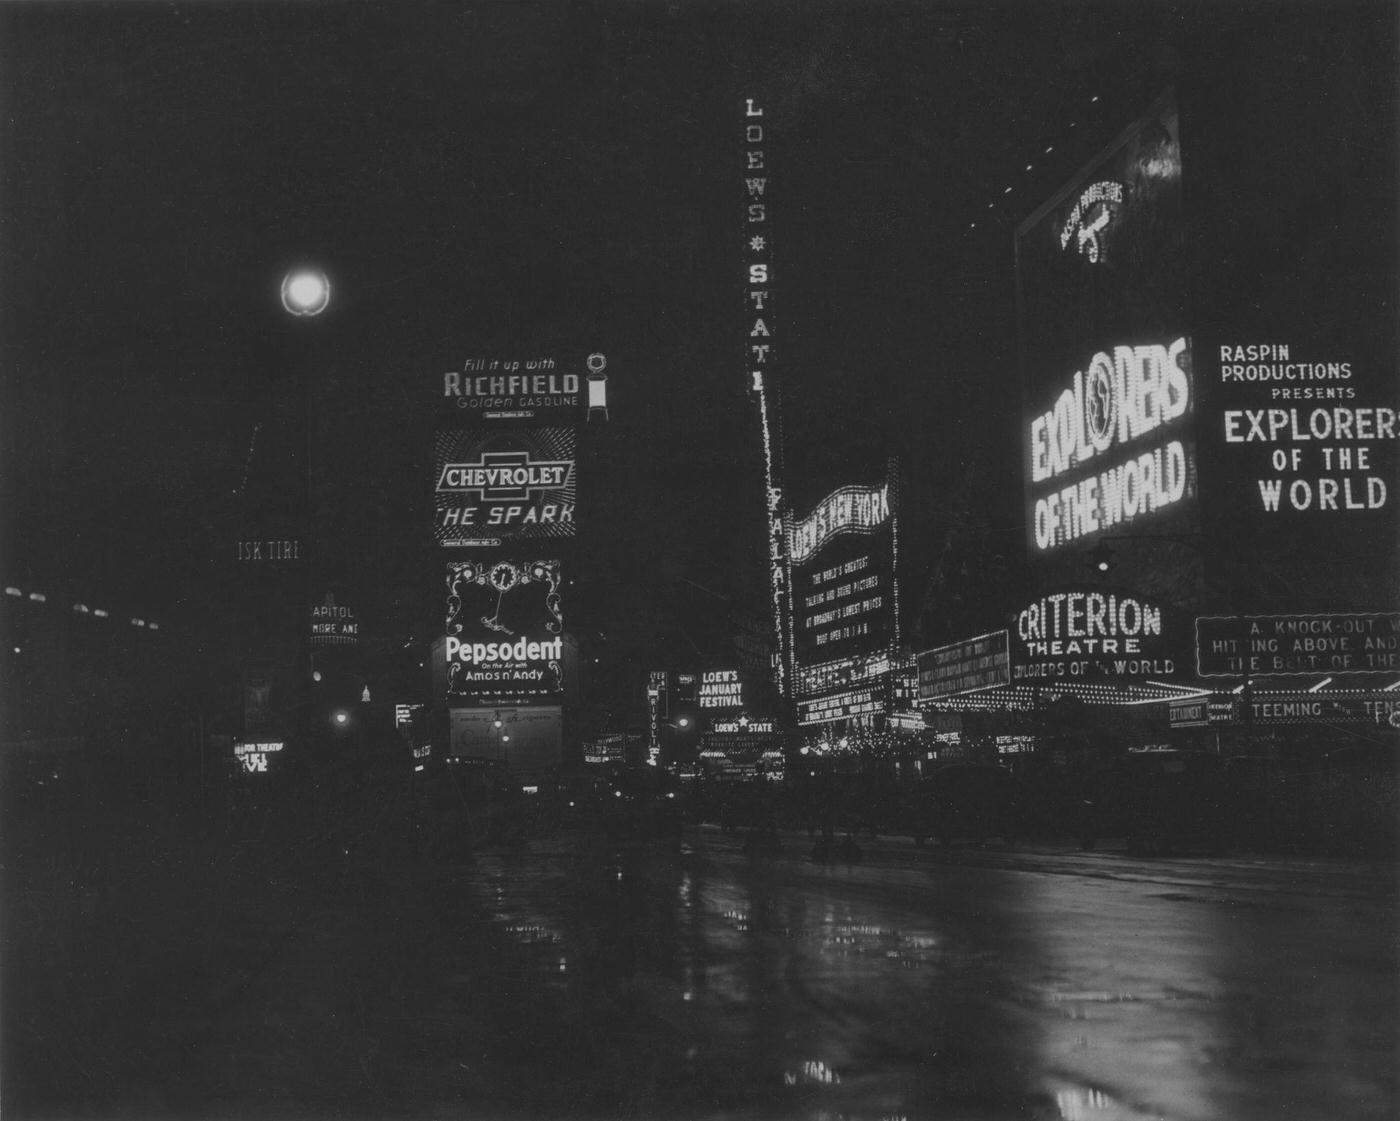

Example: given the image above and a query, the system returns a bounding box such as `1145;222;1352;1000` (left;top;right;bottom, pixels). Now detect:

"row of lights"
968;95;1101;230
5;586;158;629
932;677;1400;709
8;268;326;657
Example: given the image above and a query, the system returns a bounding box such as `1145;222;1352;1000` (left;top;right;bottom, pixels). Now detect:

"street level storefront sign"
1168;697;1210;727
233;740;284;774
797;686;884;726
1195;613;1400;676
917;630;1010;700
1206;694;1400;726
794;652;891;699
1012;590;1179;680
711;718;777;735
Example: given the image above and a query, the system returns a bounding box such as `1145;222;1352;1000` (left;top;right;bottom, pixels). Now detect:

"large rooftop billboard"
1017;91;1200;607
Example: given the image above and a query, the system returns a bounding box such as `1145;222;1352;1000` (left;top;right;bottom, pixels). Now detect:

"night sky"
2;2;1394;689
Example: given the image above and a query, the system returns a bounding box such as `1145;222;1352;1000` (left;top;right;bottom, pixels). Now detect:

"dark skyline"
2;1;1394;671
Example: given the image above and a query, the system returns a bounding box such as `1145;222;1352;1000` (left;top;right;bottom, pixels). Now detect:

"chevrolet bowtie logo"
437;451;573;500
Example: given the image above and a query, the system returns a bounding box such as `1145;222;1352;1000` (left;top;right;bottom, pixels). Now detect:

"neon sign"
1018;593;1162;653
1012;592;1178;680
698;669;744;710
790;484;890;565
1059;181;1124;264
310;594;359;646
435;429;577;545
437;454;572;497
233;741;284;773
917;631;1011;700
1196;613;1400;677
743;95;792;701
711;718;776;734
445;559;565;699
1028;337;1193;551
797;687;884;726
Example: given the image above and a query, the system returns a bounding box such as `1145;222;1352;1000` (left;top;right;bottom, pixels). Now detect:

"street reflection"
439;841;1393;1121
783;1059;842;1085
1052;1083;1121;1121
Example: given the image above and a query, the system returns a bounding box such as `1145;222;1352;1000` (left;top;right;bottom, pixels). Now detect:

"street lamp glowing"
332;710;350;727
676;716;690;729
281;268;331;316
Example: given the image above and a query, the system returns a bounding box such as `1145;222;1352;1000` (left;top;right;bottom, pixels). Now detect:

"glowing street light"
281;267;331;316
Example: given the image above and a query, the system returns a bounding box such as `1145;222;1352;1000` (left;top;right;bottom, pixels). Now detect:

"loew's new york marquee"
788;473;901;727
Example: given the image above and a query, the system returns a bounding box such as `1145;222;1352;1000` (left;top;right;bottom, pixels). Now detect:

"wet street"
5;811;1396;1121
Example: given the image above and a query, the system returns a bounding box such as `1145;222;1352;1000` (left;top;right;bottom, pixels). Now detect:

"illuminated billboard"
309;592;359;647
792;539;895;666
789;474;900;726
697;668;744;712
1195;613;1400;678
434;428;577;547
1025;338;1195;553
1201;339;1398;599
797;686;885;726
233;740;284;774
917;631;1010;701
448;706;562;776
790;479;897;672
441;353;592;424
443;559;565;701
789;483;891;566
1017;91;1197;578
1010;590;1185;684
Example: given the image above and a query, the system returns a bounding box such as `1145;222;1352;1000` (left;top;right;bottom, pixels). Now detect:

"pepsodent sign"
444;636;564;665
